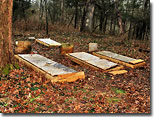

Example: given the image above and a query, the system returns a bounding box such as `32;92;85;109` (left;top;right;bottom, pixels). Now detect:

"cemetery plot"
93;51;146;68
35;38;62;47
15;54;85;83
66;52;124;72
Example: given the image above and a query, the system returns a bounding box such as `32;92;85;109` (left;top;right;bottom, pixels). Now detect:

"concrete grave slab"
93;51;146;68
15;54;85;83
67;52;123;72
97;51;136;63
86;59;117;70
36;38;61;47
69;52;100;61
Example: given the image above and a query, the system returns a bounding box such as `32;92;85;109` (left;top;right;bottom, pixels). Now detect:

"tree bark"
103;16;108;34
114;0;124;34
38;0;44;30
44;0;48;35
60;0;64;23
113;17;116;35
0;0;14;69
85;0;95;32
110;15;113;34
128;0;133;40
74;1;78;29
80;6;87;32
80;0;95;32
99;10;104;32
117;12;124;34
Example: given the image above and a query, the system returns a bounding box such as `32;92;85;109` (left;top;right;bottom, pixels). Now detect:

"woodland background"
13;0;150;40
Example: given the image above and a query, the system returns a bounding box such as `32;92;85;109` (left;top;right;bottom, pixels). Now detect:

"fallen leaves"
0;31;150;113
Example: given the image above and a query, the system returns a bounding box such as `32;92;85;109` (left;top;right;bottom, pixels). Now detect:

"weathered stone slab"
68;52;118;70
89;43;98;52
97;51;136;63
69;52;100;61
18;54;76;76
36;38;61;47
86;59;117;70
93;51;146;68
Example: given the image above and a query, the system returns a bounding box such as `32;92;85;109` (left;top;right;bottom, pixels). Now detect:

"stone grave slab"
15;54;85;83
36;38;61;47
67;52;123;72
93;51;146;68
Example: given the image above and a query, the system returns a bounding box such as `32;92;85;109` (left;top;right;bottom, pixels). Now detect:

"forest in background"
13;0;150;40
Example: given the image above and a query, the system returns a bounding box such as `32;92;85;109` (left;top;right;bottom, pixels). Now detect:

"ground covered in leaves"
0;29;150;113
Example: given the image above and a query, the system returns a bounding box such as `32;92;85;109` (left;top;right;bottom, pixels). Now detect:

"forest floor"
0;29;151;113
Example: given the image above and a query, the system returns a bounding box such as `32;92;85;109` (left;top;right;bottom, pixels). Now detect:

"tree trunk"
114;0;124;35
103;15;108;34
128;22;132;40
0;0;14;69
21;1;27;31
44;0;48;35
48;7;52;22
113;17;116;35
74;1;78;29
117;12;124;34
60;0;64;23
99;11;104;32
38;0;44;30
110;15;113;34
85;0;95;32
80;0;95;32
80;6;87;32
128;0;135;40
140;0;149;40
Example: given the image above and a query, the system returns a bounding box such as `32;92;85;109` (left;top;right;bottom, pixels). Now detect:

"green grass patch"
107;97;120;104
30;87;39;91
2;63;20;76
65;98;69;103
14;63;20;69
80;88;87;93
73;86;77;91
83;96;88;100
89;108;95;113
21;76;27;80
112;87;126;95
89;98;94;102
47;104;53;108
66;107;71;111
30;96;40;103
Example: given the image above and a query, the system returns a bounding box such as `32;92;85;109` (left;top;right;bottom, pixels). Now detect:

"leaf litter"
0;31;150;113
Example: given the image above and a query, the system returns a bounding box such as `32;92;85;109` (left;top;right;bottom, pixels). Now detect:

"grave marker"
15;54;85;83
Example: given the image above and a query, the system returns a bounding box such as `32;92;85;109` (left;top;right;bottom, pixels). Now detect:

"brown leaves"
0;61;150;113
0;31;150;113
